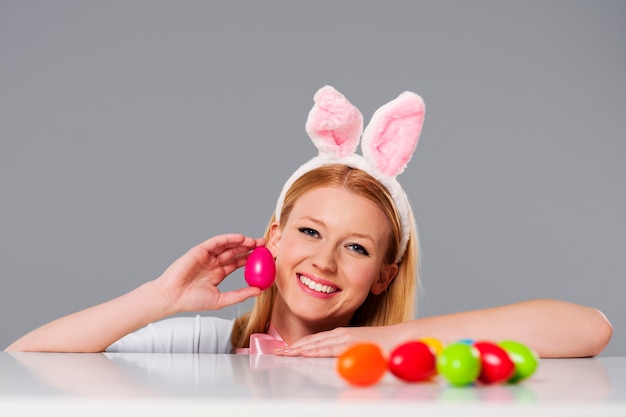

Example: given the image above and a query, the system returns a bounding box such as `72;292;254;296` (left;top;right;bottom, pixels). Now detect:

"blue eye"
298;227;320;238
348;243;370;256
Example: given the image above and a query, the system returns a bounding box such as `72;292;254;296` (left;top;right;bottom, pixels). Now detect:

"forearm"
5;281;176;353
395;299;612;358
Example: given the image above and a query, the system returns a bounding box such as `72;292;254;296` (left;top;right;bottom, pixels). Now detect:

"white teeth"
299;275;337;294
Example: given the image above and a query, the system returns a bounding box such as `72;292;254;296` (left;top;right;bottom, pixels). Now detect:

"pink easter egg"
244;246;276;290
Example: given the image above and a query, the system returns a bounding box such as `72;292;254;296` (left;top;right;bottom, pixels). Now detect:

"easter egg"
389;340;437;382
474;341;516;384
498;340;539;382
337;343;387;386
244;246;276;290
437;342;481;386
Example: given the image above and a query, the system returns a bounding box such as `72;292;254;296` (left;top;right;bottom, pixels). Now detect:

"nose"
311;242;337;273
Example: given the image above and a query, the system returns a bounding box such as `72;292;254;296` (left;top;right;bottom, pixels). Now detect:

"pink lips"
296;273;340;298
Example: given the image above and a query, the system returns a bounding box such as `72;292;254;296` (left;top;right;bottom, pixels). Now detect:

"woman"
5;86;612;357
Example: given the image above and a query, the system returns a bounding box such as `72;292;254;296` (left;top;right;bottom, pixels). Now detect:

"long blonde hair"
231;164;419;350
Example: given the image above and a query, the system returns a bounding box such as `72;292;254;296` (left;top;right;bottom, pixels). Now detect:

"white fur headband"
275;85;425;263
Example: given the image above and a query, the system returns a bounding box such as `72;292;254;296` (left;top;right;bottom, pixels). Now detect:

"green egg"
436;342;481;386
498;340;539;382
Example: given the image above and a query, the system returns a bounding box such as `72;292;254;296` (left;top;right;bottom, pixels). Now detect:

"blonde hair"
231;164;419;350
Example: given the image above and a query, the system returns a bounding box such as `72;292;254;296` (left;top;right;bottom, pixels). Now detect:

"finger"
217;243;270;270
288;330;343;349
197;234;257;254
187;236;261;272
216;247;258;272
274;336;333;355
275;343;346;358
202;236;266;263
214;287;262;309
299;345;347;358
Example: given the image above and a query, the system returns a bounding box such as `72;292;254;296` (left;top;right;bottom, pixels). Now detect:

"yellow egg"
420;337;444;356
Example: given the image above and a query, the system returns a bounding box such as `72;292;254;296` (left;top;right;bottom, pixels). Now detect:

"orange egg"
337;343;387;386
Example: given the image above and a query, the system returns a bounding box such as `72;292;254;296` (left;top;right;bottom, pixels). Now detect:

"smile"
298;274;339;294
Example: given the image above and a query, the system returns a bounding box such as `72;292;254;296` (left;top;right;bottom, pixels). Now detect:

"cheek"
342;264;380;308
273;242;304;281
275;232;311;264
344;262;380;290
274;256;290;282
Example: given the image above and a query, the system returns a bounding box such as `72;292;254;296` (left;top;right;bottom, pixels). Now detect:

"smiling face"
267;186;398;341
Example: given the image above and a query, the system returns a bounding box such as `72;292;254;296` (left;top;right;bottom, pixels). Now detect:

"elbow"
4;340;23;352
585;308;613;357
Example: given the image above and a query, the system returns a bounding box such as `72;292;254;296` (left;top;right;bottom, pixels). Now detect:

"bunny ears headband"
275;85;425;263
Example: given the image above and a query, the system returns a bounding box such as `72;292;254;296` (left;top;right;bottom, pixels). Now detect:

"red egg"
388;340;437;382
474;341;516;384
244;246;276;290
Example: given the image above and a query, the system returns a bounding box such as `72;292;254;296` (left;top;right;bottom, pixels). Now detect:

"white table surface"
1;352;625;416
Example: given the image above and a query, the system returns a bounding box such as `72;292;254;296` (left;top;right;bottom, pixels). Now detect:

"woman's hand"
274;326;401;358
154;233;266;314
5;233;267;353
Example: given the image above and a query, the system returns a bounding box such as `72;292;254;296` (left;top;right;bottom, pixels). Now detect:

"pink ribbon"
235;324;287;355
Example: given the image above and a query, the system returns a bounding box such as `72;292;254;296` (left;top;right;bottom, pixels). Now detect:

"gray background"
1;1;624;356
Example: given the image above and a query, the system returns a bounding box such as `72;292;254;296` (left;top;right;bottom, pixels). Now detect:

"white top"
105;316;235;354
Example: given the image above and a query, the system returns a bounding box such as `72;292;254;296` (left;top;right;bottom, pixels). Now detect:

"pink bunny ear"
305;85;363;158
361;91;425;177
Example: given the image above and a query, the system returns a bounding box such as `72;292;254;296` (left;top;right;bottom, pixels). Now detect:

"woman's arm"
276;299;613;358
4;234;264;352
